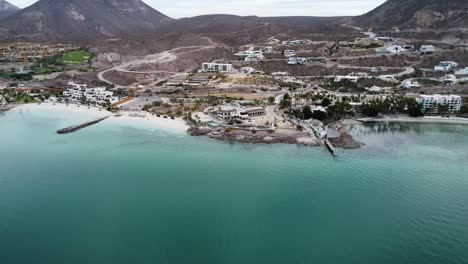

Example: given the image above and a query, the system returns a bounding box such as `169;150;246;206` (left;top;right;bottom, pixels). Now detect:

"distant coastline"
5;104;468;152
358;116;468;126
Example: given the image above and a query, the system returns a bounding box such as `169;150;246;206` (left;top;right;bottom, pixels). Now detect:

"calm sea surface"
1;108;467;264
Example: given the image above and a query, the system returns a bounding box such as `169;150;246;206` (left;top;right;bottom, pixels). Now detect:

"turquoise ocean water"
0;108;467;264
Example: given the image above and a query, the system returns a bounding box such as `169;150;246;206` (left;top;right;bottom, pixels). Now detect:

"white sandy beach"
10;103;189;133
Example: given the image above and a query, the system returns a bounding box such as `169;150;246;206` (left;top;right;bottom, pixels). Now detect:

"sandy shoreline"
8;103;189;133
358;116;468;125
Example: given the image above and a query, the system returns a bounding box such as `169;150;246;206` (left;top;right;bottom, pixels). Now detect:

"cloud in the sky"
8;0;385;18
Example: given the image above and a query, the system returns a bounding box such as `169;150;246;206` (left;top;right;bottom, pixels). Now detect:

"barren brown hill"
354;0;468;30
0;0;19;20
0;0;173;43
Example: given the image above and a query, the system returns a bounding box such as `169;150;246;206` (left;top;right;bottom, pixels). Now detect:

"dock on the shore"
325;139;338;156
57;116;109;134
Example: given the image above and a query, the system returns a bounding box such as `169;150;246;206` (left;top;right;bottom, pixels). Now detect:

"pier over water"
57;116;109;134
325;139;338;156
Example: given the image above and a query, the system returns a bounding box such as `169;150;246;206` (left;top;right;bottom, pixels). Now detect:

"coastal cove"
0;107;468;264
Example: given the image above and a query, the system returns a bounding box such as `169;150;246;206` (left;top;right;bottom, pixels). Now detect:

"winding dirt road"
97;36;218;85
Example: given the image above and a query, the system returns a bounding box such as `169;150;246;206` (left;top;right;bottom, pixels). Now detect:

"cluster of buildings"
282;40;308;46
208;105;266;120
63;82;120;105
235;47;272;61
0;43;77;61
332;72;397;83
431;61;468;86
375;44;435;55
416;94;462;114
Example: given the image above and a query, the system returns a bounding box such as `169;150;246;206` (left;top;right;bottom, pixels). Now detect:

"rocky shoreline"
188;126;319;146
187;123;362;149
328;121;363;149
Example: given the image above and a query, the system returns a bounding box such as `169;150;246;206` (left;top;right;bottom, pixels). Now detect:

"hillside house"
373;36;393;42
434;61;458;72
287;57;307;65
401;80;421;89
284;50;296;57
440;74;458;86
282;40;306;46
376;45;406;54
245;53;264;61
420;45;435;54
378;75;397;83
201;63;233;73
334;75;359;83
455;67;468;76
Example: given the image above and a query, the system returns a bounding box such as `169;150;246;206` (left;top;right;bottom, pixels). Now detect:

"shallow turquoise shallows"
1;108;468;264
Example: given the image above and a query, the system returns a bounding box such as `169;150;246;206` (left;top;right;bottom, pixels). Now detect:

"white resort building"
201;63;233;73
63;82;118;105
213;105;266;120
417;94;462;114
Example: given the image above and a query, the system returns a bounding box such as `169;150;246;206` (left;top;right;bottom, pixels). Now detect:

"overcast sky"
9;0;386;18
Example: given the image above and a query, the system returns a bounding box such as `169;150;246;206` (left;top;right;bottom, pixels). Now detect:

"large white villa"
63;82;119;105
417;94;462;114
201;63;233;73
